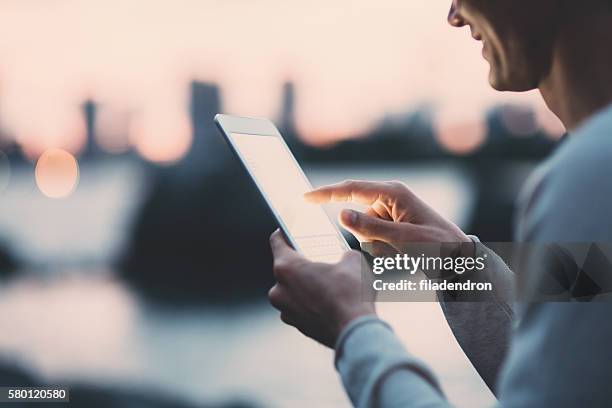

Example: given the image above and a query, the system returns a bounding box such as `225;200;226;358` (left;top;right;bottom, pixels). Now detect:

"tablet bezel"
214;114;351;257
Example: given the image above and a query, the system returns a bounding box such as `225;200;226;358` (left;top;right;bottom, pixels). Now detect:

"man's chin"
488;70;537;92
488;75;506;91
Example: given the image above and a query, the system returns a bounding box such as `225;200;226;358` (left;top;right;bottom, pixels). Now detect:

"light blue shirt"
335;104;612;407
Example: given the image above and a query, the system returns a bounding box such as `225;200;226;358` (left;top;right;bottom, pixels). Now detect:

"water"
0;160;495;407
0;160;146;267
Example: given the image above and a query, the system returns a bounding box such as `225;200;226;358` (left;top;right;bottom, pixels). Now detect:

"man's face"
448;0;556;92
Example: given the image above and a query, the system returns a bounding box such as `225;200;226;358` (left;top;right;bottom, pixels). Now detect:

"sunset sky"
0;0;563;161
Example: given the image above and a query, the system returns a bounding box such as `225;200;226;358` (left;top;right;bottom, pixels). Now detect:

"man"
268;0;612;406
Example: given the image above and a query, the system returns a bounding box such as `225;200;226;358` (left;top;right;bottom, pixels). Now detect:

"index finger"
304;180;397;205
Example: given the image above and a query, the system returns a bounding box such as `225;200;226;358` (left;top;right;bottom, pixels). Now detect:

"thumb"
269;229;298;259
340;209;405;243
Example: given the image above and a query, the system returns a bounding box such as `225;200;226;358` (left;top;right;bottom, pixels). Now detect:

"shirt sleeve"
333;129;612;407
335;315;451;408
437;236;515;394
336;304;612;408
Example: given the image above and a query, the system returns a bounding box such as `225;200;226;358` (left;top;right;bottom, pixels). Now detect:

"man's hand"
268;230;376;348
305;180;472;256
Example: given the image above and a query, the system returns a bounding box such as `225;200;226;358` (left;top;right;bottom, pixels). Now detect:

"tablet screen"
229;132;348;263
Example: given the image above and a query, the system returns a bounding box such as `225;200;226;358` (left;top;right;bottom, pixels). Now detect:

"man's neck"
538;12;612;132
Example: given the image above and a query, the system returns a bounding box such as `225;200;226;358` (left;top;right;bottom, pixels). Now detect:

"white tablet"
214;114;350;264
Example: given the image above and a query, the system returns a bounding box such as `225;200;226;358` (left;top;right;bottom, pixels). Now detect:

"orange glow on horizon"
130;112;192;165
95;108;132;154
435;120;487;155
14;108;87;160
0;1;561;152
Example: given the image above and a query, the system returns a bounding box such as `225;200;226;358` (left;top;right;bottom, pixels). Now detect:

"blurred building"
120;81;276;304
81;100;101;158
278;81;297;136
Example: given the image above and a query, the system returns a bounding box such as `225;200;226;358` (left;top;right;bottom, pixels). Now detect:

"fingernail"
341;209;358;226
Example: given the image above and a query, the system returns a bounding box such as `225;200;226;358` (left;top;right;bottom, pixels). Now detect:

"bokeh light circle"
499;104;539;137
130;112;192;165
434;120;487;155
35;149;80;199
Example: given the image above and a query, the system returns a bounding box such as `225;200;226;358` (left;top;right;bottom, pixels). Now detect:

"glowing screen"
230;132;348;263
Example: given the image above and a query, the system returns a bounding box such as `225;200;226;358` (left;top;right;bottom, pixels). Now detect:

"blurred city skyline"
0;5;568;404
0;0;564;163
